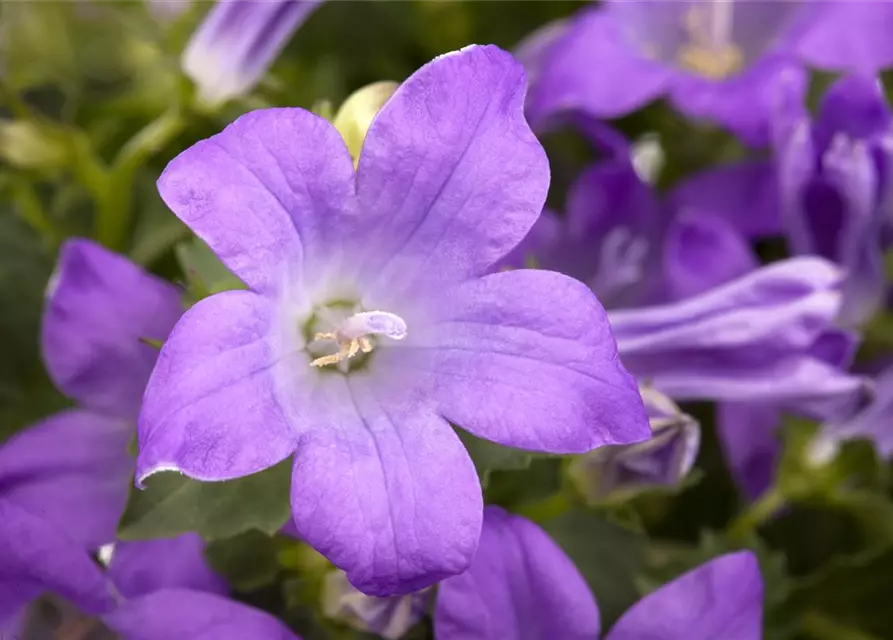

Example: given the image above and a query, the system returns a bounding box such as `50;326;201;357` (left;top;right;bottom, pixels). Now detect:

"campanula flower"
569;386;700;503
526;1;893;145
435;507;763;640
819;362;893;458
182;0;323;106
137;45;650;596
776;74;893;326
0;238;183;551
0;499;294;640
502;148;759;308
526;0;814;145
609;257;865;407
435;506;600;640
717;402;783;500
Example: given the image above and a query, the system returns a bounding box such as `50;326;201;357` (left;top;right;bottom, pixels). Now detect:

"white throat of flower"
677;0;743;79
310;310;407;368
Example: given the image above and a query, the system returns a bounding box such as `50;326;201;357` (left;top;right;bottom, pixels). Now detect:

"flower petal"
157;108;358;297
610;257;865;405
565;161;663;307
103;588;300;639
397;269;650;452
434;506;600;640
717;402;781;500
661;210;758;302
289;375;482;597
136;290;299;484
0;499;112;620
822;364;893;457
814;75;891;151
606;551;762;640
668;160;783;239
795;1;893;74
41;238;182;420
355;44;548;303
106;533;227;599
526;8;673;125
0;409;133;549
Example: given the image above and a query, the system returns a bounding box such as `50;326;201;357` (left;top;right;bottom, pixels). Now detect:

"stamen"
310;310;407;368
677;0;743;79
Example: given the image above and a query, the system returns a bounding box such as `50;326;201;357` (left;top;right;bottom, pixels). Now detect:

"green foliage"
455;427;535;488
542;508;647;628
117;459;292;541
206;529;283;592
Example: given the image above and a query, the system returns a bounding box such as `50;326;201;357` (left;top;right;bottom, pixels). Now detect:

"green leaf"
205;529;281;592
542;508;647;628
117;459;292;541
455;427;534;487
175;236;246;302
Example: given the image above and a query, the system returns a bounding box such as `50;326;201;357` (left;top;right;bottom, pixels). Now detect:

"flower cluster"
3;1;893;638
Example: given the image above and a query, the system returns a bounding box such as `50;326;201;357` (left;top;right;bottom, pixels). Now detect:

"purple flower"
434;506;600;640
527;1;893;145
776;74;893;325
1;499;296;640
498;157;663;308
718;402;783;500
182;0;323;106
569;386;700;503
321;570;432;639
137;45;650;596
605;551;763;640
0;238;183;551
434;507;763;640
819;362;893;458
501;149;759;308
526;0;814;145
794;1;893;75
609;257;866;407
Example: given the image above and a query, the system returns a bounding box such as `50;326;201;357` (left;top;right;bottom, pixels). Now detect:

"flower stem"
726;487;786;542
95;108;185;250
516;492;571;523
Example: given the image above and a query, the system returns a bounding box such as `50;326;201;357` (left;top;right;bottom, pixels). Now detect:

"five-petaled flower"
136;45;650;596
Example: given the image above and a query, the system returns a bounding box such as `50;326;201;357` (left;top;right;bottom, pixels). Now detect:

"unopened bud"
333;81;399;166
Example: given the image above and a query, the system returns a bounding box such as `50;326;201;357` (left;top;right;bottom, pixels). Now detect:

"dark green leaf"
175;236;246;302
205;529;281;592
542;508;646;628
787;546;893;638
117;459;291;541
455;427;534;488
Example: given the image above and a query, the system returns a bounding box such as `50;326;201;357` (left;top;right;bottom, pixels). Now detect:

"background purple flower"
183;0;324;106
609;257;865;407
435;506;601;640
0;499;256;639
435;508;763;640
606;551;763;640
0;238;183;551
569;386;701;503
776;74;893;326
138;45;650;597
526;0;815;146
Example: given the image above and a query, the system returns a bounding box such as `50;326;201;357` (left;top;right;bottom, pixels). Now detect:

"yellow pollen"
309;333;374;368
676;3;743;79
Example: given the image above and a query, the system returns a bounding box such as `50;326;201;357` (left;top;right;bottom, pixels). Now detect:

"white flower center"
309;310;407;369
